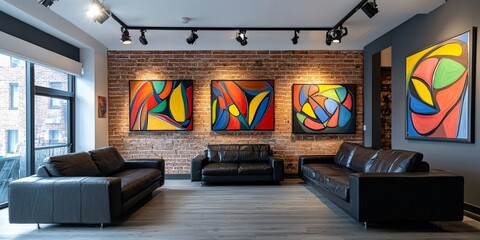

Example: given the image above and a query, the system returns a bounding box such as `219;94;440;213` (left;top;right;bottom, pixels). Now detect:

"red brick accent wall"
108;50;363;174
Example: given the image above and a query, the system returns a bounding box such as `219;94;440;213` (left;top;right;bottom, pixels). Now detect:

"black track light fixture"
325;26;348;45
186;30;198;44
39;0;57;8
291;30;300;45
121;27;132;45
236;30;248;46
139;29;148;45
361;0;379;18
87;0;110;24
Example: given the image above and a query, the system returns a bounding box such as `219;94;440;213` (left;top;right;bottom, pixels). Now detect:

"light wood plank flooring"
0;179;479;240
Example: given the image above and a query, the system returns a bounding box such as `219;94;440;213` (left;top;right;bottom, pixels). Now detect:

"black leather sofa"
298;142;464;224
9;147;165;226
191;144;284;183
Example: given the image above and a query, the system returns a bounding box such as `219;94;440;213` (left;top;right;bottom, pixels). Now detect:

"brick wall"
380;67;392;150
108;50;364;174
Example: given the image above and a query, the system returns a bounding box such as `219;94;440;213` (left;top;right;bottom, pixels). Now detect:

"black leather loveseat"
298;142;464;224
9;147;165;227
191;144;284;183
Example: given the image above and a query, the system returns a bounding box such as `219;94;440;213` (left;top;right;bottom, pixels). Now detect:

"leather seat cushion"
365;149;423;173
238;163;272;175
202;163;239;176
111;168;162;202
302;164;353;188
89;147;126;176
326;175;350;201
43;152;101;177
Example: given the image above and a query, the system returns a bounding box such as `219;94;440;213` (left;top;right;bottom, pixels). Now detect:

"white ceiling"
3;0;446;50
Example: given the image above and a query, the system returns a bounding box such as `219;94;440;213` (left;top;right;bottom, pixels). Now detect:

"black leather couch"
298;142;464;224
9;147;165;226
191;144;284;183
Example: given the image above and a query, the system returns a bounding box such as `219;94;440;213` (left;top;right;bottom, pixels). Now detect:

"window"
10;57;21;68
48;130;59;144
7;130;18;154
10;83;19;110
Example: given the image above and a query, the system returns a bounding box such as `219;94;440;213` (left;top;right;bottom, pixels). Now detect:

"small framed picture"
98;96;107;118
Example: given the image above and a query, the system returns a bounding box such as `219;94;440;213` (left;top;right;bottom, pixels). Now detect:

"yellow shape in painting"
169;85;185;122
406;46;436;89
229;104;240;117
427;43;462;58
318;85;341;93
248;91;268;125
321;89;340;102
412;78;434;106
301;102;317;119
147;115;177;130
212;99;217;124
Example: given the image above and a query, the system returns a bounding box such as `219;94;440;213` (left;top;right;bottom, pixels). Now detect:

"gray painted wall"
364;0;480;208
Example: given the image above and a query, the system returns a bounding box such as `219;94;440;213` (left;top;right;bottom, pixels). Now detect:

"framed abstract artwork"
211;80;274;131
406;28;476;142
292;84;356;134
129;80;193;131
98;96;107;118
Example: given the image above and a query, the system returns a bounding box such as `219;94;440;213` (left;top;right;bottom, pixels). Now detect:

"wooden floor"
1;179;479;240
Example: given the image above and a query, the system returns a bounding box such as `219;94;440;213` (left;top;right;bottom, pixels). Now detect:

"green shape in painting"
433;58;466;89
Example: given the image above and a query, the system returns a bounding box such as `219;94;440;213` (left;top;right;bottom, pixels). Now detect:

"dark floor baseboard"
165;173;300;180
464;203;480;221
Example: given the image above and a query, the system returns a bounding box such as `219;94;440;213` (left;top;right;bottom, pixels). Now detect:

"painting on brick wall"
406;28;476;142
211;80;274;131
292;84;356;134
129;80;193;131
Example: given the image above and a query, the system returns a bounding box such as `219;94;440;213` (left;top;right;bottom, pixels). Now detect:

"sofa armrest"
9;176;122;224
269;156;284;182
348;171;464;222
191;155;208;182
298;155;335;177
125;158;165;171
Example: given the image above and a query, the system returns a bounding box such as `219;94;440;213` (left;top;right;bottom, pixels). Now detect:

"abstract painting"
211;80;274;131
98;96;107;118
129;80;193;131
292;84;356;134
406;29;475;142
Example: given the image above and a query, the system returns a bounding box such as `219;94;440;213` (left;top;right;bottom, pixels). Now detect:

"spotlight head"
39;0;56;8
121;27;132;45
236;30;248;46
325;30;333;46
326;26;347;45
291;30;299;45
88;0;110;24
186;30;198;44
361;0;379;18
139;29;148;45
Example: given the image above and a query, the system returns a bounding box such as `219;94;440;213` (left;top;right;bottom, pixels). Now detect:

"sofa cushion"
238;163;272;175
89;147;126;176
349;146;379;172
207;145;237;163
334;142;358;168
326;175;350;201
365;149;423;173
207;144;271;163
302;163;353;188
202;163;239;176
43;152;101;177
238;145;270;163
111;168;162;202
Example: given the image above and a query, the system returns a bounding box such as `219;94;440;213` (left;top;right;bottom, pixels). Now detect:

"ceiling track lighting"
361;0;379;18
94;0;375;46
236;30;248;46
139;29;148;45
291;30;300;45
88;0;110;24
186;30;199;44
121;27;132;45
39;0;57;8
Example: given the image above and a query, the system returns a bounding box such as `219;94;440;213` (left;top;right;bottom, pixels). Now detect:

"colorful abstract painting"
98;96;107;118
406;30;474;142
211;80;274;131
292;84;356;134
129;80;193;131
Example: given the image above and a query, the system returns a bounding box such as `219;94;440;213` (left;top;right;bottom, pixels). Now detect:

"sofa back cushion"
89;147;126;176
334;142;358;168
207;144;271;163
349;146;379;172
43;152;101;177
365;149;423;173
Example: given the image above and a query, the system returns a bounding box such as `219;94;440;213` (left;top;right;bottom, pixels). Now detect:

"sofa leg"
37;223;41;230
100;223;104;229
364;222;368;229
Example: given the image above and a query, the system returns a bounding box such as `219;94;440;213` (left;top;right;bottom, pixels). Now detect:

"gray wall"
364;0;480;208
